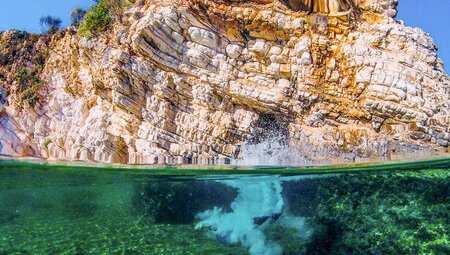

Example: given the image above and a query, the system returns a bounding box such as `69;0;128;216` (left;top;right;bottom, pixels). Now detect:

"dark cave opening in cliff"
281;0;357;14
248;113;289;145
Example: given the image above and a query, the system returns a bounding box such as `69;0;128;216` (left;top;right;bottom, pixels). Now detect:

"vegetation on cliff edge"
78;0;127;39
0;31;51;107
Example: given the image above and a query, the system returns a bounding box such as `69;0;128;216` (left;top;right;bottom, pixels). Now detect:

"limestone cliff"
0;0;449;164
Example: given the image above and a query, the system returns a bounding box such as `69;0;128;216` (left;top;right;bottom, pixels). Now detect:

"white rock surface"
0;0;449;164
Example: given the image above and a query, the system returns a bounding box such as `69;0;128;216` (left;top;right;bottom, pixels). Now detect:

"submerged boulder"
133;179;238;224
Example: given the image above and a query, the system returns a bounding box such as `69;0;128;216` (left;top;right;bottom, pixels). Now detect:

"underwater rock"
282;171;450;255
133;179;238;224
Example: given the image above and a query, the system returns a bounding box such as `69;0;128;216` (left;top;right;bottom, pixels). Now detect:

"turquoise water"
0;158;449;254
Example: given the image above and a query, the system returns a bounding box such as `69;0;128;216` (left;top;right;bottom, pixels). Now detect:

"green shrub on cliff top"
78;0;112;39
78;0;128;39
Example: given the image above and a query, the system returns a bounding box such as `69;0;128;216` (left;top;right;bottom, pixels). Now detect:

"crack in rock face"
282;0;357;13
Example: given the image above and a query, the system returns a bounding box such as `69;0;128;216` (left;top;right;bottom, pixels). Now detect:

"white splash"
195;176;309;255
231;137;309;166
231;135;342;166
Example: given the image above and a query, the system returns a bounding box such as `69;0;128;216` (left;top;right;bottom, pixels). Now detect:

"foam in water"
231;137;306;166
198;135;318;254
195;176;309;255
231;135;340;166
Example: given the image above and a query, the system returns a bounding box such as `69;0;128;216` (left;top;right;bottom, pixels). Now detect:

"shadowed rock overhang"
282;0;357;14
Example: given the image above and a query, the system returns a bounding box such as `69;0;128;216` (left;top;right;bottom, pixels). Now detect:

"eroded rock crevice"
282;0;357;14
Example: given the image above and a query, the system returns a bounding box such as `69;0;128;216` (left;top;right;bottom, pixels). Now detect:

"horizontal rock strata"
0;0;449;164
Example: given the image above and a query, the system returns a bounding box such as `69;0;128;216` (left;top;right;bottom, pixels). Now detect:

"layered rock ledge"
0;0;449;164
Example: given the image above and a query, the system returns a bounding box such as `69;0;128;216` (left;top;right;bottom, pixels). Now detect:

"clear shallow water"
0;158;449;255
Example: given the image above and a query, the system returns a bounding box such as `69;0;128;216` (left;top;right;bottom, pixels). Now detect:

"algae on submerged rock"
286;170;450;255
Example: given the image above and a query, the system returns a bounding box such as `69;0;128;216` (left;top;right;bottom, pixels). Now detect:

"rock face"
0;0;449;164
